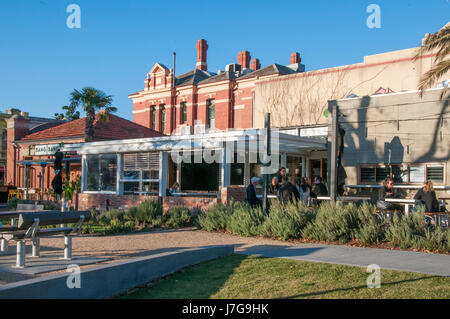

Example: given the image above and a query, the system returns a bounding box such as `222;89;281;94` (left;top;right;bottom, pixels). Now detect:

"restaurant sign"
34;144;62;156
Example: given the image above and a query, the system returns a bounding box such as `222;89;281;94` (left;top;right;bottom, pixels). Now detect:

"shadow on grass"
283;276;442;299
123;253;249;299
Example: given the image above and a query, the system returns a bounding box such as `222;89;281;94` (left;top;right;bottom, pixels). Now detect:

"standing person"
246;177;261;208
278;176;300;205
277;167;287;188
414;180;439;212
377;178;401;211
313;176;328;197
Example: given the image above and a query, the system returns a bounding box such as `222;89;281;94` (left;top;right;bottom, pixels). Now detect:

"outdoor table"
317;196;371;202
384;198;419;215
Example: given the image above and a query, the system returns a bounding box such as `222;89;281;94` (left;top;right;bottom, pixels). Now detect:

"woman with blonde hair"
414;180;439;212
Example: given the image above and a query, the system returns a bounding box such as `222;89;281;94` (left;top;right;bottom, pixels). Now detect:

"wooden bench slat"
2;227;73;241
18;211;91;228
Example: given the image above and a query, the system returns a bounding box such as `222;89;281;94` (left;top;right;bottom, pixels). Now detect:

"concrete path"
237;243;450;277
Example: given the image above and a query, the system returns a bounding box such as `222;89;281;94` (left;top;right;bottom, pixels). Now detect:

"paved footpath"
236;243;450;277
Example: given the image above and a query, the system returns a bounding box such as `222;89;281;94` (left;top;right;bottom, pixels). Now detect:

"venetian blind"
123;152;159;171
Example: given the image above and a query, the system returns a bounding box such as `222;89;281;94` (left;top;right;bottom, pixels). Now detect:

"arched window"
207;99;215;129
150;106;156;130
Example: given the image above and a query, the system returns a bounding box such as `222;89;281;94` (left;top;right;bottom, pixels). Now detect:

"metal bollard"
0;239;8;254
16;240;25;268
63;235;72;260
31;238;40;257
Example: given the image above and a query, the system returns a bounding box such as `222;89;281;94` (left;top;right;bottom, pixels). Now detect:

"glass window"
207;99;215;129
360;167;375;183
375;166;390;183
86;154;117;192
160;104;166;133
409;166;426;183
150;106;156;130
426;165;444;183
181;102;187;124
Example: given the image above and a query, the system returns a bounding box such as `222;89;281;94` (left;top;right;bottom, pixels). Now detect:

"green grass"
121;254;450;299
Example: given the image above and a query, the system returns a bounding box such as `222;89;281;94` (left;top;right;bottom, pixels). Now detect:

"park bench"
0;210;90;268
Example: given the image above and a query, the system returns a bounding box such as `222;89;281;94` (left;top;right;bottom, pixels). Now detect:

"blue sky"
0;0;448;121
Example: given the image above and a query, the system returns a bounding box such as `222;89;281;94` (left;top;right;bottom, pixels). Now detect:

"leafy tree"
415;22;450;99
69;87;116;141
54;104;80;121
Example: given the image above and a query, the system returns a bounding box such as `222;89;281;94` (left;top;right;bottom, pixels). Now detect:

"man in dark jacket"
246;177;261;207
278;176;300;205
377;178;402;211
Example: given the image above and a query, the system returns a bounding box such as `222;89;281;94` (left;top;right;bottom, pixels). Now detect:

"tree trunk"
85;108;95;142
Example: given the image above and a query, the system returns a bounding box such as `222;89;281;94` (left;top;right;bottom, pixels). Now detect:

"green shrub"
262;200;313;240
164;206;191;228
385;210;448;252
354;203;386;245
302;202;361;243
99;209;125;224
43;202;60;210
105;219;135;235
198;202;234;232
136;200;163;227
229;203;265;237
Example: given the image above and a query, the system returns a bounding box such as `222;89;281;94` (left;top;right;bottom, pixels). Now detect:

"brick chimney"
250;58;261;71
196;39;208;71
237;51;251;69
290;52;301;64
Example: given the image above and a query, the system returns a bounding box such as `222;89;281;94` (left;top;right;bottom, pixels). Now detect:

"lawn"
121;254;450;299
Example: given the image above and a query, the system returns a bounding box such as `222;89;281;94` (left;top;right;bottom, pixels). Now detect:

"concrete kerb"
0;245;234;299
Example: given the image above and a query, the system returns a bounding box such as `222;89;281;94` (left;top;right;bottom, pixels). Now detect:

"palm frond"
418;59;450;96
414;23;450;62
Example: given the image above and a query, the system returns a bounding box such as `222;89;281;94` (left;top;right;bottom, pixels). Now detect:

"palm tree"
70;87;116;142
415;22;450;99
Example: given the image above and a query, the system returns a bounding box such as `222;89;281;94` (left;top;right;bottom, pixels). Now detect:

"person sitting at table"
313;176;328;197
297;177;316;206
246;177;262;208
268;176;279;196
413;180;439;212
170;182;180;195
376;178;402;211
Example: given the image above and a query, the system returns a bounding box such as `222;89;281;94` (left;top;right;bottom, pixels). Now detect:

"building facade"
329;88;450;200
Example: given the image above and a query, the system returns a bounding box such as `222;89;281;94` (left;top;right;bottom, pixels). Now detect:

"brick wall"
220;186;247;204
77;193;159;211
162;196;218;213
77;192;219;212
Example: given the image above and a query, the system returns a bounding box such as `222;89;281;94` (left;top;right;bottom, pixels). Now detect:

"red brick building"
129;39;305;134
11;112;162;199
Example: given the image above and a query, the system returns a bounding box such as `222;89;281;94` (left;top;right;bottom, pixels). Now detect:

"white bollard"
31;238;40;257
16;240;25;268
63;235;72;260
0;239;8;254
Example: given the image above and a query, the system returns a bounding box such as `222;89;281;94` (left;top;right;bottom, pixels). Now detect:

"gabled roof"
197;71;238;85
175;69;214;87
19;112;164;142
237;63;296;80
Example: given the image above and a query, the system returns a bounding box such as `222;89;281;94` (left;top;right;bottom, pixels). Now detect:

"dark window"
426;165;444;183
150;106;156;130
360;167;375;183
160;104;166;133
181;102;187;124
207;99;215;128
86;154;117;192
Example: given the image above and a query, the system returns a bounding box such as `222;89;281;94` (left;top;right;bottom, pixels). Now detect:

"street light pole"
262;113;271;214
